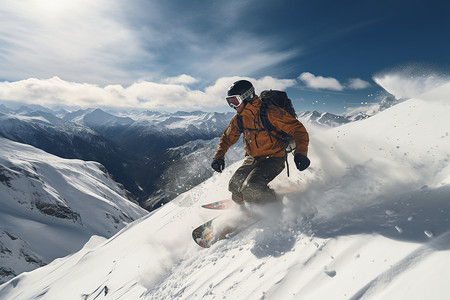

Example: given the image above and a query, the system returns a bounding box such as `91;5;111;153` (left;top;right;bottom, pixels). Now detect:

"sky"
0;0;449;114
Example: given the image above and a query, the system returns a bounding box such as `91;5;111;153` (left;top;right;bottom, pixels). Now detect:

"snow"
8;114;52;125
0;139;148;283
1;74;450;299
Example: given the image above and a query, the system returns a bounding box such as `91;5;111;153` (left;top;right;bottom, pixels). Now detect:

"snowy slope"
1;77;450;299
0;138;148;283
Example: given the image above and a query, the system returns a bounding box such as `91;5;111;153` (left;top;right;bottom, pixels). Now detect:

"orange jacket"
214;96;309;159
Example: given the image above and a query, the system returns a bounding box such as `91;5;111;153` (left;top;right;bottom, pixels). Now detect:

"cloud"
253;76;298;92
298;72;344;91
347;78;371;89
162;75;199;85
0;76;297;110
298;72;371;91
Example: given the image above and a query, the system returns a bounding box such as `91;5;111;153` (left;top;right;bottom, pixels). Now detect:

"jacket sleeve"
267;107;310;156
213;115;242;159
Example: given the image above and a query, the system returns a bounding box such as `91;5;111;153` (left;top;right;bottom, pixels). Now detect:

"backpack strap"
236;114;244;133
259;103;292;147
259;103;296;177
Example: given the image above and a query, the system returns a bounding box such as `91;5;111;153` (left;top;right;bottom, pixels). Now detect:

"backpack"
237;90;297;151
259;90;296;148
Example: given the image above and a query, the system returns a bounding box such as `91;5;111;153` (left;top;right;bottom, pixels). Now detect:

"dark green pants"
229;156;285;204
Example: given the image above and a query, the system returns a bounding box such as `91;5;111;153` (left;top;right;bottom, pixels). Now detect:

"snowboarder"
211;80;310;205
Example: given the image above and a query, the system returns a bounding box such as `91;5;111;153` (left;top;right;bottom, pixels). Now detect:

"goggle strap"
241;87;254;101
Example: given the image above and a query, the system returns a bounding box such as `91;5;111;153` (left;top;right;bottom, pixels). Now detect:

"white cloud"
162;75;199;85
0;76;297;110
347;78;371;89
298;72;371;91
298;72;344;91
253;76;298;92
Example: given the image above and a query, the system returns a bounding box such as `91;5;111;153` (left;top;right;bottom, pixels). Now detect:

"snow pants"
228;156;285;204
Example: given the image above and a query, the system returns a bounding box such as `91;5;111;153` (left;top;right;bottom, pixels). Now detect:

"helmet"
226;80;255;108
227;80;255;101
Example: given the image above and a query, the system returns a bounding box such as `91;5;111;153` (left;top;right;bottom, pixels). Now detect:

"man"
211;80;310;204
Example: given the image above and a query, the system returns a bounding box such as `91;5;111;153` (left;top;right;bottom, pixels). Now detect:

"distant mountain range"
63;108;235;158
0;95;399;209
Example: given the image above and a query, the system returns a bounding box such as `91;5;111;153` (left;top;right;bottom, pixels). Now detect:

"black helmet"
227;80;255;103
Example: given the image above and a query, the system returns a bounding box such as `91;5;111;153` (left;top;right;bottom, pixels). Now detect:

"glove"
294;153;310;171
211;158;225;173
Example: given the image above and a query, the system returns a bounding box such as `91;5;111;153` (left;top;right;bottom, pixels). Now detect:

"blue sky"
0;0;449;113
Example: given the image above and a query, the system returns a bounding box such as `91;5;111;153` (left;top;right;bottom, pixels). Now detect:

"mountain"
63;109;240;207
65;109;235;158
1;81;449;298
0;104;13;114
0;107;237;207
0;137;148;284
0;110;144;200
344;94;401;121
298;95;401;126
63;108;134;131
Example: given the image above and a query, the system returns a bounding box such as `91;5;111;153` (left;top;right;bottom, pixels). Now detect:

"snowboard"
201;199;236;210
192;202;260;248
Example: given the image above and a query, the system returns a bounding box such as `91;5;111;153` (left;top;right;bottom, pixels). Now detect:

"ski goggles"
226;95;244;108
226;87;254;109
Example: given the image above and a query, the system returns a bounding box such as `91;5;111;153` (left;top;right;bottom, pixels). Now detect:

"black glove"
211;158;225;173
294;153;310;171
